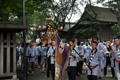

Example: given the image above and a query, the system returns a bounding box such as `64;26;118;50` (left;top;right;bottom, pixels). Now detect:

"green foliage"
0;0;22;21
25;11;46;41
16;32;23;42
111;24;119;36
0;0;49;41
75;21;100;38
16;11;46;41
0;0;51;21
0;0;81;41
38;0;80;27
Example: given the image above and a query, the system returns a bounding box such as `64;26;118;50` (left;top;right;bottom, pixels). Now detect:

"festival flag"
55;34;71;80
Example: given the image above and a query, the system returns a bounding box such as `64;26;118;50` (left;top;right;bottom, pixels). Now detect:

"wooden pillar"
0;33;3;74
13;33;17;79
7;33;10;73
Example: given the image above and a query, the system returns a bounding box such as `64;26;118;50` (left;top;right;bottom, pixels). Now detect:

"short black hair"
69;40;75;43
26;43;30;46
39;42;43;45
106;40;110;42
21;42;24;47
93;36;99;41
77;41;80;45
92;41;98;45
45;43;48;47
16;43;19;46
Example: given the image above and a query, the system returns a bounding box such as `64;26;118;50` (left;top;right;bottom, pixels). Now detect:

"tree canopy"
1;0;120;41
0;0;81;41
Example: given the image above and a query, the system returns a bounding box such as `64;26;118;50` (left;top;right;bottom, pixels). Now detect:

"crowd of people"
16;36;120;80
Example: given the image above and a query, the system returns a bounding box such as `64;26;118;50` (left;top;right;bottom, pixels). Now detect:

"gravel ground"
16;65;117;80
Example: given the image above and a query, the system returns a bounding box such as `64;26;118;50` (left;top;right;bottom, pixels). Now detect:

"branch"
41;10;58;26
66;0;76;16
67;8;74;21
88;0;97;19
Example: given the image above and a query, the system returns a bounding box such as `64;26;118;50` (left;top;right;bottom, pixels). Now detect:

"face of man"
92;43;97;50
18;44;21;47
42;44;45;47
115;40;120;45
69;41;74;46
86;43;88;46
106;41;111;46
66;43;70;47
30;42;34;47
52;41;56;46
81;43;84;46
93;38;98;42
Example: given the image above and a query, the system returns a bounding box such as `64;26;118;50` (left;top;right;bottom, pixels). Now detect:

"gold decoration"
39;18;60;44
60;41;65;48
45;17;51;24
48;38;52;44
56;52;62;65
59;41;65;53
45;25;57;42
56;40;65;65
70;46;73;50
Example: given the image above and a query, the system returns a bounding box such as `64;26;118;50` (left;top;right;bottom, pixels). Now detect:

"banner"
55;34;70;80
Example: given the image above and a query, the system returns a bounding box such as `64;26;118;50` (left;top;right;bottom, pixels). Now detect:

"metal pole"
23;0;27;79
